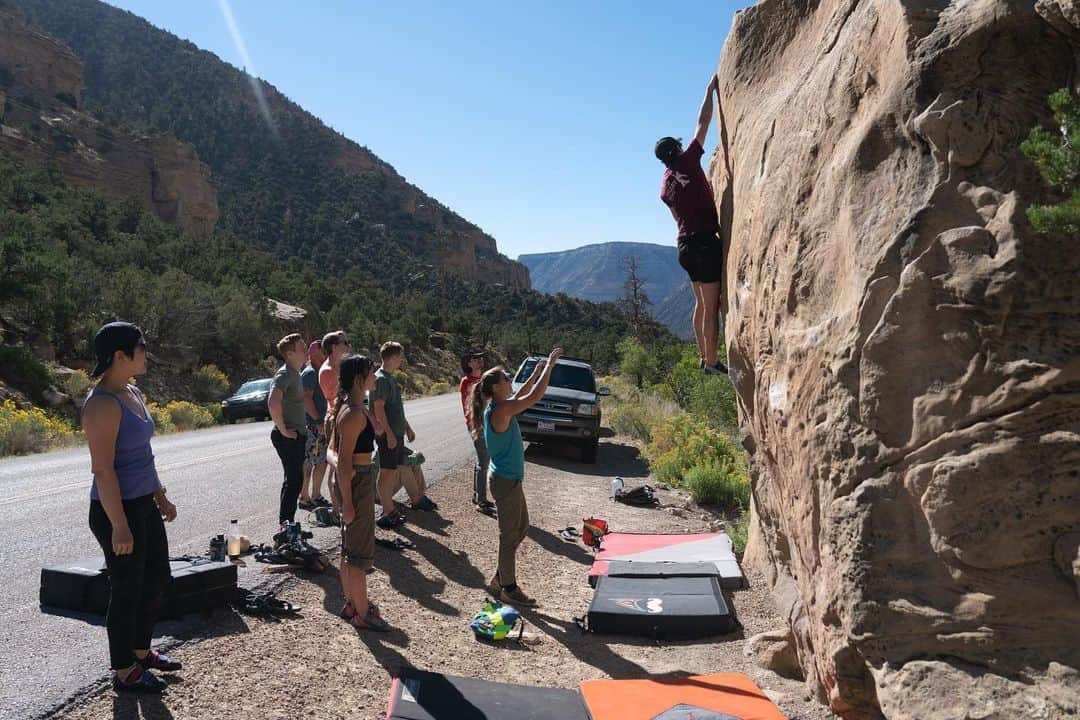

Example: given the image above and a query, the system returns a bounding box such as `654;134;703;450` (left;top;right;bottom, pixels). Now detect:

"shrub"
61;368;92;400
608;402;652;443
0;345;53;402
725;510;750;555
1022;88;1080;235
204;402;223;425
191;364;230;402
429;381;452;395
163;400;216;431
645;414;746;488
0;400;81;456
145;402;175;433
683;460;750;509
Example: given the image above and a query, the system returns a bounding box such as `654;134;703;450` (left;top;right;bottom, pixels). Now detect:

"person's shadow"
525;527;593;566
111;688;177;719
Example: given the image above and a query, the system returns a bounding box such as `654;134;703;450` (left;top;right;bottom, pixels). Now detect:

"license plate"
537;421;555;432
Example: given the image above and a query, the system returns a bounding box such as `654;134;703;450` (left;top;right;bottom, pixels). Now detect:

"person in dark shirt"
656;73;728;375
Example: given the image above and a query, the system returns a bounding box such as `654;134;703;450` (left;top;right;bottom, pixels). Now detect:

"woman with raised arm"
325;354;389;631
470;347;564;607
83;322;180;693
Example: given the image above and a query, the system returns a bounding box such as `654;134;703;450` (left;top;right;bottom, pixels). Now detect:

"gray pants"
472;435;490;504
490;475;528;587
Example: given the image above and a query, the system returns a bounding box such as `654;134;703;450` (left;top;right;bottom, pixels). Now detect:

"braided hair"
325;354;375;444
469;366;506;440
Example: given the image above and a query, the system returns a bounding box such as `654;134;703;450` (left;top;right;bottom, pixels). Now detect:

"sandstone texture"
0;8;218;235
716;2;1080;718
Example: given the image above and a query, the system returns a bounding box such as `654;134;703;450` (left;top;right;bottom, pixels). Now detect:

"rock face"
716;2;1080;718
0;8;218;235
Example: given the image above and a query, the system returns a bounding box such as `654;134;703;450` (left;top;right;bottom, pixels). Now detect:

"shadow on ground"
524;440;648;479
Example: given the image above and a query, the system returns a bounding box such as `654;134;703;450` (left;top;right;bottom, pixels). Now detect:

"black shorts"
677;231;723;284
375;435;407;469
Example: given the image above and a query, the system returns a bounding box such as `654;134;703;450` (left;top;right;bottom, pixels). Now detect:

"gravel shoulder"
57;437;835;720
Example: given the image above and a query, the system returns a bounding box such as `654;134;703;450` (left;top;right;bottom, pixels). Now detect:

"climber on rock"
656;73;727;375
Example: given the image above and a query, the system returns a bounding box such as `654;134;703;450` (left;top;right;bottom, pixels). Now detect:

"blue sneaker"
113;667;166;693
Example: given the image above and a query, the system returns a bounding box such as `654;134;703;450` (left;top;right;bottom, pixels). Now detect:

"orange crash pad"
579;673;787;720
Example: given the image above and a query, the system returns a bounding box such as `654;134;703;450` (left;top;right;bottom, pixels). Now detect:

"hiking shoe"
499;586;538;607
139;650;182;672
298;499;316;511
413;495;438;512
113;667;166;693
704;361;729;375
474;500;497;517
376;510;406;530
339;602;356;620
485;577;500;598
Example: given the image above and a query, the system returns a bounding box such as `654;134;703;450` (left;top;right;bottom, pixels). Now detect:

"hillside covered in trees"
1;0;671;412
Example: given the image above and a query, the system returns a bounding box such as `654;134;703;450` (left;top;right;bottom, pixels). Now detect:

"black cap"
654;136;682;162
90;322;145;377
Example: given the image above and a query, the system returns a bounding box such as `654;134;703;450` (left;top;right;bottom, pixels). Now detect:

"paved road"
0;393;471;720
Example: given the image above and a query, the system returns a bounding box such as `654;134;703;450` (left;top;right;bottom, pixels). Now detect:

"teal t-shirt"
484;402;524;481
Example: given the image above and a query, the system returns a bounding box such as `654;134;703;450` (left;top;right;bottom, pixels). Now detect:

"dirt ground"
59;438;836;720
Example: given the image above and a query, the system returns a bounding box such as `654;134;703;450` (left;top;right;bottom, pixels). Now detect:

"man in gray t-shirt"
371;341;414;527
268;333;308;525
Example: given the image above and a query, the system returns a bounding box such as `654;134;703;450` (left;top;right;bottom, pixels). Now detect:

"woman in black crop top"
325;354;388;631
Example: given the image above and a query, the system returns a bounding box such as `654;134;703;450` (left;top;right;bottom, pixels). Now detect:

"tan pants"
375;463;427;502
490;475;529;586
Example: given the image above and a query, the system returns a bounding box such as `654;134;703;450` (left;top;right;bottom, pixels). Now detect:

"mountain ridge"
15;0;529;287
519;241;693;339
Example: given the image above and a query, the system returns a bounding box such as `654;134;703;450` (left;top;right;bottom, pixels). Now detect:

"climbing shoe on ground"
139;650;182;672
498;585;538;607
704;361;729;375
298;498;316;511
313;496;332;508
113;666;166;693
413;495;438;512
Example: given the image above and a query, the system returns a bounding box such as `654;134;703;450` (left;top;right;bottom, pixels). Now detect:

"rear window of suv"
514;360;596;394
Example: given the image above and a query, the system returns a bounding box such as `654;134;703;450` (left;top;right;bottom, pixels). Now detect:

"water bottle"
610;476;624;501
226;519;243;558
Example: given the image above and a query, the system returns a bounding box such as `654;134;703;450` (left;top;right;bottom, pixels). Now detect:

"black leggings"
271;428;306;524
89;494;171;670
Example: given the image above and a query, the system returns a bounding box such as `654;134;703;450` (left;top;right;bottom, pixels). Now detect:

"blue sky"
105;1;750;260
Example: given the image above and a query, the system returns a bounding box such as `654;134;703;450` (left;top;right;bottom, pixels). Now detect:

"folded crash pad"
589;532;743;589
386;668;589;720
587;575;735;638
579;673;787;720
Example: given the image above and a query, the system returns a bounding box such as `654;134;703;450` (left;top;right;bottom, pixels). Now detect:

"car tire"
581;439;598;464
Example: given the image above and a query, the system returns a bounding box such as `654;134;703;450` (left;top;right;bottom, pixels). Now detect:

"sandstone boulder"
716;2;1080;718
745;627;803;680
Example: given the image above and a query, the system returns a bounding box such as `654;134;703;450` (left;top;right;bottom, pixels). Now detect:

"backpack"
616;484;659;507
470;600;523;641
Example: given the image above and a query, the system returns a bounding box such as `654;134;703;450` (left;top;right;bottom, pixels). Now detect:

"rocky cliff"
716;1;1080;718
0;8;219;235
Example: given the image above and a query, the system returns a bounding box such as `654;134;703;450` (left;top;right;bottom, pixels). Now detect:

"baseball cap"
90;322;146;377
654;136;682;162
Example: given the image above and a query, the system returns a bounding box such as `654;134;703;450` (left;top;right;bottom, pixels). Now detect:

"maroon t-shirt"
659;139;719;239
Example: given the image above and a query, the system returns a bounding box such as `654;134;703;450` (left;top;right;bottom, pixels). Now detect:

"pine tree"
1021;89;1080;235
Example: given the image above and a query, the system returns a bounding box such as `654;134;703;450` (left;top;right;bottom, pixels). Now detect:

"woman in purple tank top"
83;322;181;693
